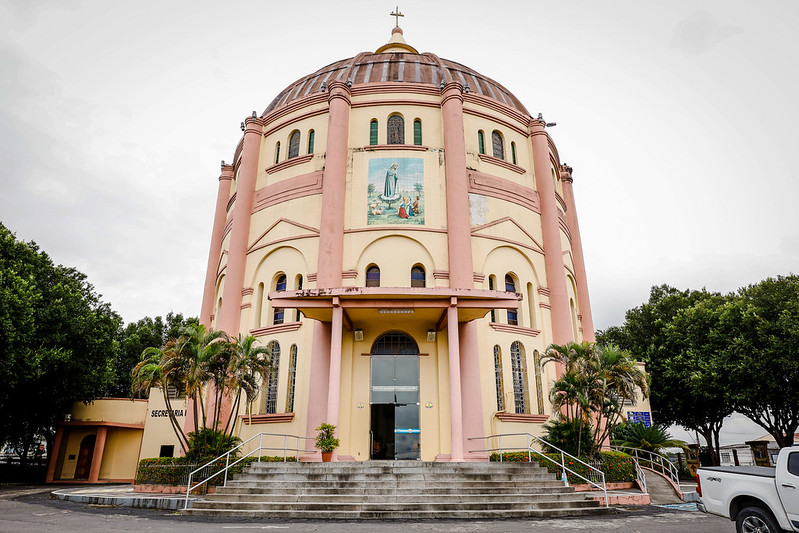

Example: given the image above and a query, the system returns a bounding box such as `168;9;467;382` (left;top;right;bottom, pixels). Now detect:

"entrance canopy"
269;287;521;330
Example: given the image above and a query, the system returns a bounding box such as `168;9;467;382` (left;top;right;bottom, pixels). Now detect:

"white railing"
183;432;314;509
469;432;609;507
611;445;680;495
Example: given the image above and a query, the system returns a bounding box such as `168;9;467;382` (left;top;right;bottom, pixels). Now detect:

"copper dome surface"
263;51;530;116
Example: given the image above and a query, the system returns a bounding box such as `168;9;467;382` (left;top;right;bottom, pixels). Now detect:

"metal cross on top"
390;6;404;27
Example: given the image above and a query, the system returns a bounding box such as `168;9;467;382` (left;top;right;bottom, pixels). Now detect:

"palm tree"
612;422;686;454
223;334;275;435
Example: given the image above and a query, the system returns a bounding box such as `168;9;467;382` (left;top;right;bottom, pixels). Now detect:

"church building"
199;22;597;462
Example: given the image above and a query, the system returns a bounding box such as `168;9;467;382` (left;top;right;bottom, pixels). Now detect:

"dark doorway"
74;434;96;479
369;332;420;460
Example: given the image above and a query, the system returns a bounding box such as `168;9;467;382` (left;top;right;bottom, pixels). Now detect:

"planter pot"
321;451;333;462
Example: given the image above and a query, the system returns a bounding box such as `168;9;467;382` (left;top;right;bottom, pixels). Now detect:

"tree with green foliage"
725;276;799;447
597;285;735;465
612;422;686;454
0;223;122;460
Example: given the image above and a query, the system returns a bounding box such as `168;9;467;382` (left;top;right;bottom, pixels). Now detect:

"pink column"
87;426;108;483
326;301;344;461
200;164;234;327
560;165;595;342
45;426;65;483
217;117;264;335
440;81;475;289
316;80;351;289
530;120;573;357
303;321;331;460
446;302;464;461
459;320;485;459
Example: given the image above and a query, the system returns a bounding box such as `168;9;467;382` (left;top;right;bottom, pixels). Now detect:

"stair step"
204;492;587;503
184;506;614;519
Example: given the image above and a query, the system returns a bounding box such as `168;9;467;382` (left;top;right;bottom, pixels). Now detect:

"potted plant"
315;423;340;462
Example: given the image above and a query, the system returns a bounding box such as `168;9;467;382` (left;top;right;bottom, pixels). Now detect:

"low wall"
134;484;216;494
573;481;634;492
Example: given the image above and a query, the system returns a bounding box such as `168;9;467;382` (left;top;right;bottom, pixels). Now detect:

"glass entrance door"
369;332;420;460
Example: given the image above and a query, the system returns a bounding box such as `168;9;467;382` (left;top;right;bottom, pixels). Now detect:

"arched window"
254;282;265;328
274;141;280;164
488;275;496;322
493;345;505;411
492;130;504;160
369;119;378;145
478;130;485;154
288;130;300;159
263;341;280;414
273;274;287;324
533;349;544;415
413;119;422;146
505;274;518;325
371;331;419;355
510;341;529;414
366;265;380;287
285;344;297;412
511;141;517;165
295;275;303;321
307;129;315;154
410;265;425;288
387;114;405;144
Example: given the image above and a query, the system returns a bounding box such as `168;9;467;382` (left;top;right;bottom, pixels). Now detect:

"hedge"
489;450;635;484
135;455;296;486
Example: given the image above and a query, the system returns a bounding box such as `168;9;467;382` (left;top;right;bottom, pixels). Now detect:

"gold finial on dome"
376;7;418;54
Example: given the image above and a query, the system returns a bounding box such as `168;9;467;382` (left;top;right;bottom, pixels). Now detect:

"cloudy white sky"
2;2;796;445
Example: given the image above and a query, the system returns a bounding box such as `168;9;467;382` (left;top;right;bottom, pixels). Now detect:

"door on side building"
369;332;420;460
74;434;96;479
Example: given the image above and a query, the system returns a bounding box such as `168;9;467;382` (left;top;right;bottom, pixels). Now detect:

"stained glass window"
510;341;529;414
387;115;405;144
264;341;280;414
492;131;504;159
411;266;425;287
285;344;297;412
366;266;380;287
288;131;300;159
273;274;286;324
493;345;505;411
506;275;518;325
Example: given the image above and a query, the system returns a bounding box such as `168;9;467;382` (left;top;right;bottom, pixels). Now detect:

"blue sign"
394;428;421;434
627;411;652;427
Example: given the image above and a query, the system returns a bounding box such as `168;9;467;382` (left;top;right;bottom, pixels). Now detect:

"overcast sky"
2;2;796;444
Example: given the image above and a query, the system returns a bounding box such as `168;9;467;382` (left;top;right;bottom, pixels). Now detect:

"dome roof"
264;29;529;116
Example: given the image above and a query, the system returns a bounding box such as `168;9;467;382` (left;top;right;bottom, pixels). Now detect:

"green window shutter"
307;130;315;154
511;142;517;165
478;131;485;154
370;120;378;145
413;120;422;146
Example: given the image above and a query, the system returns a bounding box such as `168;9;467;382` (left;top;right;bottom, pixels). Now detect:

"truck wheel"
735;506;781;533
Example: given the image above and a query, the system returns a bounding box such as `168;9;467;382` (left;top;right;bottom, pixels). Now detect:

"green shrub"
135;455;296;486
185;428;242;461
489;450;635;484
542;418;595;457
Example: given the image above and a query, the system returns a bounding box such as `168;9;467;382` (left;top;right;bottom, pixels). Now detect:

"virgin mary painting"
382;162;399;201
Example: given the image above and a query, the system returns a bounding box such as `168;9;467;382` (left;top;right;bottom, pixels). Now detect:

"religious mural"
367;157;424;225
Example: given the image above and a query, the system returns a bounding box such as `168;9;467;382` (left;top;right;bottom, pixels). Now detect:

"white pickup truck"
697;445;799;532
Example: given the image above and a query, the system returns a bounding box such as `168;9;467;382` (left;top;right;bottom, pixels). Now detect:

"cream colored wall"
98;428;142;479
71;399;147;425
349;233;442;288
138;389;187;460
462;110;534;190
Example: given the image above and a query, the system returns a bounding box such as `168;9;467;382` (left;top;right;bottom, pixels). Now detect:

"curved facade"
199;27;596;461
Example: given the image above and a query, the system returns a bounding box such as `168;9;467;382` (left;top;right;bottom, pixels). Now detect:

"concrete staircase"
185;461;614;519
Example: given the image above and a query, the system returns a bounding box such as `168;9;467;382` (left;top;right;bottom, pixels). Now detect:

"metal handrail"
611;445;681;494
183;432;314;509
469;432;609;507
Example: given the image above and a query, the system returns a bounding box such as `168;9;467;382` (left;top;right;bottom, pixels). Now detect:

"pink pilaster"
317;81;351;289
218;117;264;335
87;426;107;483
303;321;331;460
459;320;485;459
560;165;595;341
530;121;573;360
440;82;474;289
45;426;64;483
446;302;464;461
200;165;234;327
325;301;344;461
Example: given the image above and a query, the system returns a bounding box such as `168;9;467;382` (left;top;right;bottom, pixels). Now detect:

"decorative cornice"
473;273;485;283
477;153;526;174
555;192;568;213
539;302;552;310
433;270;450;279
241;412;295;424
362;144;428;152
241;287;254;296
222;219;234;240
488;323;541;337
467;170;539;213
226;193;237;213
263;107;328;138
463;105;529;137
537;287;550;297
250;322;303;336
495;413;549;423
351;99;440;110
240;303;252;310
341;270;358;279
307;273;318;282
265;153;314;174
251;171;324;214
